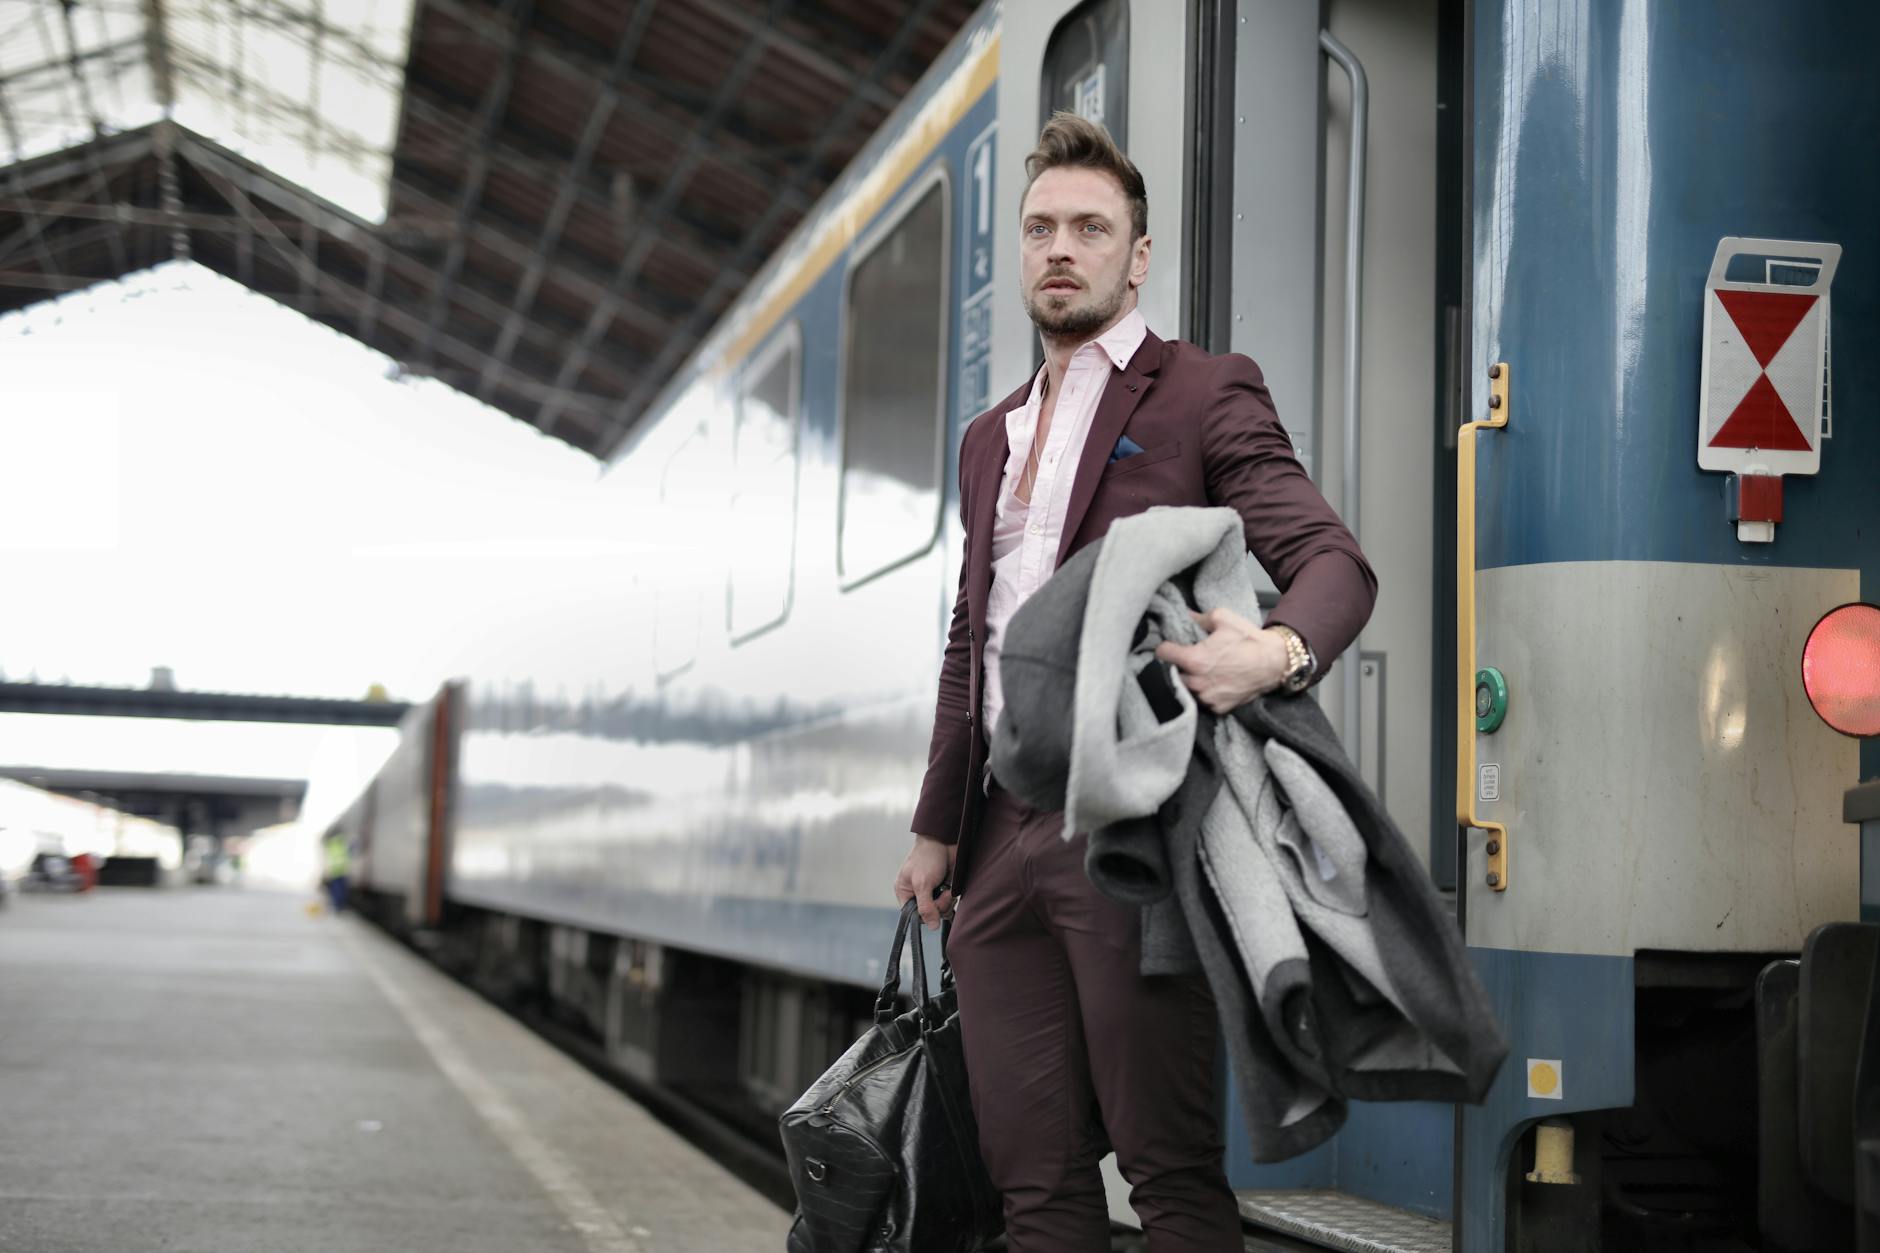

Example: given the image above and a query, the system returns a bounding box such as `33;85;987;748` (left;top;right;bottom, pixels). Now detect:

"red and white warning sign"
1698;237;1839;541
1699;237;1838;475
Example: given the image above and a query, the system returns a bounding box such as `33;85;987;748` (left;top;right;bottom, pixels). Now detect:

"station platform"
0;887;787;1253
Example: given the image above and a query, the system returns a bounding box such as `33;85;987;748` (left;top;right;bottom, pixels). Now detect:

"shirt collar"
1088;307;1149;371
1030;307;1150;388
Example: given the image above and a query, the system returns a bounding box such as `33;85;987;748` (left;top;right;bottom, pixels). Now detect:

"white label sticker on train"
1075;64;1106;125
1479;762;1501;803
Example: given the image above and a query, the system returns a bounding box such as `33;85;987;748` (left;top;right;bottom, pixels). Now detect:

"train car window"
838;176;949;584
729;328;800;641
1040;0;1128;146
654;427;713;679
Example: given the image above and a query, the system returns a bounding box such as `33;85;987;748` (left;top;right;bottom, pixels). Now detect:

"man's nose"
1046;228;1076;263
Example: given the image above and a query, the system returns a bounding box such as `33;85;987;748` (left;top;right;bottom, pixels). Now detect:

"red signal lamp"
1803;603;1880;738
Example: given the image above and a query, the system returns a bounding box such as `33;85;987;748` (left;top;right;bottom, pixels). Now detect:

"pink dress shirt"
981;309;1149;741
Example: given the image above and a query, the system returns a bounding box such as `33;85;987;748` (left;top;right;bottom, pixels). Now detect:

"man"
893;114;1375;1250
321;831;350;915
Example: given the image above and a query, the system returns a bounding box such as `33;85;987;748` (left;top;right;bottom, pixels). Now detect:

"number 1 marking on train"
958;121;998;423
964;122;996;295
973;137;992;238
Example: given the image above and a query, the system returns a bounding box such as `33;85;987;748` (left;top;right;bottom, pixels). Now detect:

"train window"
838;175;949;585
654;427;714;679
1041;0;1128;147
729;327;801;641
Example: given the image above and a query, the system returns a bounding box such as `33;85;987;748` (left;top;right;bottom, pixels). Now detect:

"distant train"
332;2;1880;1248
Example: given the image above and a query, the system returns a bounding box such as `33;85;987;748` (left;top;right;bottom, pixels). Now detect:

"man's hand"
894;835;956;930
1154;607;1290;714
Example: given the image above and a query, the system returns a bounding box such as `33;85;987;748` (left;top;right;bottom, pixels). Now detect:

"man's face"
1019;166;1150;340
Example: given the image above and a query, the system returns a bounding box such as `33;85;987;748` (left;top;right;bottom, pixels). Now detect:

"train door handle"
1321;29;1370;774
1458;363;1510;892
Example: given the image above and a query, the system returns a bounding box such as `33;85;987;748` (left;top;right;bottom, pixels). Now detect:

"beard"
1024;265;1130;340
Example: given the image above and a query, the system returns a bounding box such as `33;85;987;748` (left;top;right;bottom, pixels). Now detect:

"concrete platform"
0;887;787;1253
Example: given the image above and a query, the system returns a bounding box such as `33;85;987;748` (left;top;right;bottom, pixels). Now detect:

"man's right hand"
894;835;956;930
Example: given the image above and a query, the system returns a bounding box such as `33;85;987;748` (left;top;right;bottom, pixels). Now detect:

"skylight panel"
0;0;413;222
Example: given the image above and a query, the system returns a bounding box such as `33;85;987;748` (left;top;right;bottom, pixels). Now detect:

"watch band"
1271;625;1315;693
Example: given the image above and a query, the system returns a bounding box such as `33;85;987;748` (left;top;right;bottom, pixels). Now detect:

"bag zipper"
817;1042;913;1114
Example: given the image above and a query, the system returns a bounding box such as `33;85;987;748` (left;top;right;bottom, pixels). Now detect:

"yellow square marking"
1527;1058;1563;1100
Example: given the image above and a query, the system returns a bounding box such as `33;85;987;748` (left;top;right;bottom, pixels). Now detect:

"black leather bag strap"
874;900;912;1020
875;899;933;1024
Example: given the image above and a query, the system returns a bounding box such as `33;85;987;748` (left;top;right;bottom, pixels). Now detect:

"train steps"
1238;1189;1450;1253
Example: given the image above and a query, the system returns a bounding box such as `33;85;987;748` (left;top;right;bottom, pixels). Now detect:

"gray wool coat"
989;507;1507;1163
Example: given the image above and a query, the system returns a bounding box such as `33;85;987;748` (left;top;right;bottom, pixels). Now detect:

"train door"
1222;0;1465;1246
992;0;1214;1229
997;0;1463;1242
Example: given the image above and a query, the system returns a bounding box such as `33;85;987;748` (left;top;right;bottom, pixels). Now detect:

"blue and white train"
335;2;1880;1247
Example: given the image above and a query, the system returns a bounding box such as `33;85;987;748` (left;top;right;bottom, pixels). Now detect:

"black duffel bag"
780;900;1003;1252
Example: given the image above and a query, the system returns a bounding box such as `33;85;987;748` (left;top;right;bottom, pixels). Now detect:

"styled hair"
1022;112;1148;240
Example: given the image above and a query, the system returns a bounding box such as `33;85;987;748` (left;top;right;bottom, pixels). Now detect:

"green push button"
1476;667;1508;733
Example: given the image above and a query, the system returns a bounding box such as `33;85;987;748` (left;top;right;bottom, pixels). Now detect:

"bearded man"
892;113;1376;1251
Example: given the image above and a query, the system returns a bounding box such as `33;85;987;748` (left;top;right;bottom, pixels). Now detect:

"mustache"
1036;268;1083;291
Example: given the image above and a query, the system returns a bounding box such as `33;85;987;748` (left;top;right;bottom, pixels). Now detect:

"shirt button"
1030;524;1042;536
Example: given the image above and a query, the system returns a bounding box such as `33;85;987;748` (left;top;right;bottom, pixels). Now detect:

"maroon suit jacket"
910;329;1376;884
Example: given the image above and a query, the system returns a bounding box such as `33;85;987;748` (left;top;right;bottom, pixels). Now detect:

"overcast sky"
0;261;616;825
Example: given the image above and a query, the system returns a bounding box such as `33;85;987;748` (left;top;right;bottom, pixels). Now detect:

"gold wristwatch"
1270;625;1316;694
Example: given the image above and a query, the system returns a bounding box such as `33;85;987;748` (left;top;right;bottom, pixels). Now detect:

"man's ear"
1129;234;1152;289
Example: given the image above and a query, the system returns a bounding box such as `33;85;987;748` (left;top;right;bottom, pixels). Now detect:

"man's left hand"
1153;608;1290;714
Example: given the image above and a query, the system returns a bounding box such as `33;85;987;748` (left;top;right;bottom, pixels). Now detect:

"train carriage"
335;2;1880;1247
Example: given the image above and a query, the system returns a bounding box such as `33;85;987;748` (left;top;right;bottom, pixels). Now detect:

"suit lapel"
966;379;1032;622
1054;330;1165;567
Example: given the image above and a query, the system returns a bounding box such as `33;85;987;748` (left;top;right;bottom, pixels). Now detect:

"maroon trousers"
947;785;1242;1252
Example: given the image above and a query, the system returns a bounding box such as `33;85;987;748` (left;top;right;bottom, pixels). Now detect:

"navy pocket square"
1108;434;1145;464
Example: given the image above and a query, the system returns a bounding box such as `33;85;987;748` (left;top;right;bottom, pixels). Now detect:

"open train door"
995;1;1462;1242
996;0;1481;1242
996;0;1473;1246
1213;3;1469;1249
990;0;1216;1230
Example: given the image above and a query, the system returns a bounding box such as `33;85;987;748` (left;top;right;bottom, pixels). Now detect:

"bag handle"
876;899;936;1025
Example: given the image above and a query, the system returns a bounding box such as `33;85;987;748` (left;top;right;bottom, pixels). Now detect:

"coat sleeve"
1200;352;1377;669
909;428;977;843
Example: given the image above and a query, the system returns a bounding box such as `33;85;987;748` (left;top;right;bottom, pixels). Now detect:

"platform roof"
0;0;978;457
0;764;306;835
